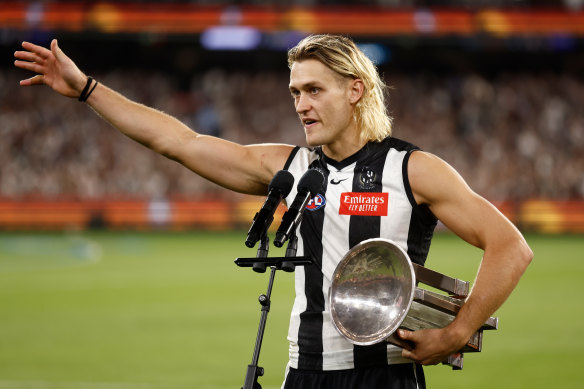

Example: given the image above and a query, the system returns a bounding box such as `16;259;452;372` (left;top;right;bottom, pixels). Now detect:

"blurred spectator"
1;66;582;201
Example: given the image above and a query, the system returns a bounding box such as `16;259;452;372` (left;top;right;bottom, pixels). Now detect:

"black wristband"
78;76;97;102
86;80;98;101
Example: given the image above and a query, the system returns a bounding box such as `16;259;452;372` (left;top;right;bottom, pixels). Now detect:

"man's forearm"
85;81;195;160
448;235;533;344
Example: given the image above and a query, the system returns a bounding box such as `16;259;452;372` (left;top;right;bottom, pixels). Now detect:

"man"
14;34;533;388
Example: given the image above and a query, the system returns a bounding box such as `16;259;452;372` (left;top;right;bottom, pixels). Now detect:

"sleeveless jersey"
282;137;438;371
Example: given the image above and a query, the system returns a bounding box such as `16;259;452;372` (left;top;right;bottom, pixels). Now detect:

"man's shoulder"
383;136;421;153
284;145;322;171
360;137;421;161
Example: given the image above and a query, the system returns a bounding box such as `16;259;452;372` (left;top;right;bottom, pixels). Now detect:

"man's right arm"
85;82;293;195
14;39;293;195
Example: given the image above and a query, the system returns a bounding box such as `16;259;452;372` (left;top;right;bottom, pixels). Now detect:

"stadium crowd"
1;66;583;202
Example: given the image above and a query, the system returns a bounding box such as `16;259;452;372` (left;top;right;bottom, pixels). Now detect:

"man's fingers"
51;39;66;62
28;74;45;85
401;348;436;366
14;44;49;78
21;41;51;59
398;330;418;361
14;50;43;63
14;59;43;74
397;329;413;340
20;75;45;87
401;348;415;361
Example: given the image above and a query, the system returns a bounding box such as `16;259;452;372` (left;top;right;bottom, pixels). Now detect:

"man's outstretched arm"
14;39;293;195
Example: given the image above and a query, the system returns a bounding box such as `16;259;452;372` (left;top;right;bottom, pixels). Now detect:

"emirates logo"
339;192;388;216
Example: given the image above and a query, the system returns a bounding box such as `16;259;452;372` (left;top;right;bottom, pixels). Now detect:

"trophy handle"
412;263;469;297
392;266;499;370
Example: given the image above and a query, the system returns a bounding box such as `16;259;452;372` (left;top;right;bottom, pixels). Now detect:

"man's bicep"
433;190;510;250
408;151;505;249
176;135;294;195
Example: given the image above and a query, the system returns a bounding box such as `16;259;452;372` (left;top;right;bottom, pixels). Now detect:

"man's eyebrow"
289;82;321;91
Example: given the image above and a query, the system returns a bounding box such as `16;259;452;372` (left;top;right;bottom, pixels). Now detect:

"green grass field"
0;231;581;389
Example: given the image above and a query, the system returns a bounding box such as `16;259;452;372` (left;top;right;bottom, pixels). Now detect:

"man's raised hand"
14;39;87;99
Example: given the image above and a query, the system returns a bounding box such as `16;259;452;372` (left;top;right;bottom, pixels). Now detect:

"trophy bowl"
328;238;416;346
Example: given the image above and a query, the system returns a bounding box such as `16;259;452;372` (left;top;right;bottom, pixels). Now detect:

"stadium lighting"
201;25;262;51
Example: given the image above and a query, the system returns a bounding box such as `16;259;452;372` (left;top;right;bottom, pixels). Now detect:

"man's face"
289;59;358;149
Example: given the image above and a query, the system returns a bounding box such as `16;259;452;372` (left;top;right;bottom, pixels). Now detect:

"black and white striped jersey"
282;136;438;371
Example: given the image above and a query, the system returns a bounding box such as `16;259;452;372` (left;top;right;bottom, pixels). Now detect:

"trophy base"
386;286;498;369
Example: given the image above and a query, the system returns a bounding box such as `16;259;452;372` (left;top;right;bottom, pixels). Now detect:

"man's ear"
348;78;365;105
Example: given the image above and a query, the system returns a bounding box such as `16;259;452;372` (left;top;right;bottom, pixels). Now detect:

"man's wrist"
445;319;475;350
78;76;98;102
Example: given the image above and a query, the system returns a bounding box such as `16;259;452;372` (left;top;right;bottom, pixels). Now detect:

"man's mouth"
303;118;317;127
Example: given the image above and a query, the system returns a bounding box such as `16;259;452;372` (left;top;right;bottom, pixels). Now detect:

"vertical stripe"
284;148;318;369
350;148;389;368
348;153;384;247
283;146;301;171
378;147;412;255
414;363;426;389
320;162;353;370
297;160;329;370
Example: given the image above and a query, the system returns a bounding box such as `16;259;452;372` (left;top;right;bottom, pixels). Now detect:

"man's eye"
311;88;320;94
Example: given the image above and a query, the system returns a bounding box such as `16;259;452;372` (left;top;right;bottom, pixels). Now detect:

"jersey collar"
318;137;391;171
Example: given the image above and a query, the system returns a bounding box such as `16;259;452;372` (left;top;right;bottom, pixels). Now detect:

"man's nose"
295;93;310;113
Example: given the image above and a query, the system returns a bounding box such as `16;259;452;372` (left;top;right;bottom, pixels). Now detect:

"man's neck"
322;138;367;162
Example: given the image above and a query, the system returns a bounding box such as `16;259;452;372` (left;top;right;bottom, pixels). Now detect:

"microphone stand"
236;229;310;389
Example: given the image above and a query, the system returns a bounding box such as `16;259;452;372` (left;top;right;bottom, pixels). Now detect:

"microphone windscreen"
268;170;295;196
298;169;325;196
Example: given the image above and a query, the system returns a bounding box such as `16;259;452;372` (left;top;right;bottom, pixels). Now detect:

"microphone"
245;170;295;248
274;169;325;248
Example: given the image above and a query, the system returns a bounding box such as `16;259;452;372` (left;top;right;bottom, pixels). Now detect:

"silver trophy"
328;238;498;369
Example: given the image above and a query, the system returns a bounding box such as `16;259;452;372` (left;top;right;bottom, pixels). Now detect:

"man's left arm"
398;151;534;365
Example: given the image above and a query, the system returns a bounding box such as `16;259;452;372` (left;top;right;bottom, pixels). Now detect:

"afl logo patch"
306;194;326;211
